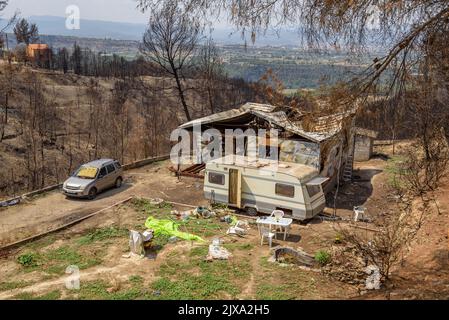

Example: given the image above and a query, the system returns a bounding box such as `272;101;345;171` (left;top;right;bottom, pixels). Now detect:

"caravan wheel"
246;207;258;216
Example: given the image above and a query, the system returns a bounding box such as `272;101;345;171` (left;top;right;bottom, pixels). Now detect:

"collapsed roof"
179;102;356;143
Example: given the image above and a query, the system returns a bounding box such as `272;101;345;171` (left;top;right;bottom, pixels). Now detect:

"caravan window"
275;183;295;198
306;185;321;198
209;172;225;185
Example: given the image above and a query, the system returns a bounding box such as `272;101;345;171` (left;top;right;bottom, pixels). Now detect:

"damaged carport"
177;102;357;193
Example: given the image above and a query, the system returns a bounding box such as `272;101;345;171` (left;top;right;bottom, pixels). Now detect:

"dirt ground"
0;145;447;300
0;161;208;247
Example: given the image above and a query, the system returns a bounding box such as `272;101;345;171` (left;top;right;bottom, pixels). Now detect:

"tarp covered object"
129;230;145;256
144;217;205;242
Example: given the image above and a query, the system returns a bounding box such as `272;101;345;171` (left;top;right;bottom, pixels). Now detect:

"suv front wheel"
88;187;97;200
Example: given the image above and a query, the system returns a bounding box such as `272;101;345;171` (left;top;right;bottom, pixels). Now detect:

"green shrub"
314;250;331;266
17;253;39;268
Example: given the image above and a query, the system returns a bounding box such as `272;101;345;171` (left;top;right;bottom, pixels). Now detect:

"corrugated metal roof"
179;103;350;143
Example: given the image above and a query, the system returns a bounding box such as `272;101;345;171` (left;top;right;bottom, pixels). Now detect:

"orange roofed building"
26;44;51;63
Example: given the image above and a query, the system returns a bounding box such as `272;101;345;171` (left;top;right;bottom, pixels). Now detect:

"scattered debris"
353;206;370;222
142;230;154;242
226;220;250;236
317;213;343;222
206;238;232;261
227;225;246;236
365;265;381;290
194;206;215;219
0;198;21;208
181;212;190;222
221;215;238;225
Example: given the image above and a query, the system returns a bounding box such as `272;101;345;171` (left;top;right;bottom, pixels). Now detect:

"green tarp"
144;217;205;242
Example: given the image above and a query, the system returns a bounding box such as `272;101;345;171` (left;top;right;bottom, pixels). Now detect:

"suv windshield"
75;166;98;179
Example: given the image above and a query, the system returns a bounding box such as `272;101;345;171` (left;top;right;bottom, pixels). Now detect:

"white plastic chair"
353;206;366;222
260;226;275;247
270;210;285;236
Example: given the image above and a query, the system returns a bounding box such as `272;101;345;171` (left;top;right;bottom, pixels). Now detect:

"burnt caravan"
204;155;329;221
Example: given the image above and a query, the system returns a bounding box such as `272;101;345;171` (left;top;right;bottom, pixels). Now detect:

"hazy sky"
3;0;150;24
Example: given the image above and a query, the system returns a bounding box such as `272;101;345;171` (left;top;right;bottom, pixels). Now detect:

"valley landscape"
0;0;448;306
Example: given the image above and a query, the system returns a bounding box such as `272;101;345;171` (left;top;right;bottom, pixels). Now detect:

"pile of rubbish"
0;198;21;208
170;206;217;221
128;229;154;257
226;219;250;236
206;238;232;261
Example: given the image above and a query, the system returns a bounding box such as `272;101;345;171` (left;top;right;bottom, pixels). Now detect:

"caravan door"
228;169;242;208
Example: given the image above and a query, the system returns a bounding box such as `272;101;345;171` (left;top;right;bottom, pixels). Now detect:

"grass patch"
74;280;144;300
23;236;57;250
150;247;252;300
16;225;131;276
254;254;323;300
128;275;144;285
77;227;128;245
131;198;173;218
151;269;240;300
256;283;299;300
223;243;254;252
179;219;224;238
45;246;102;274
12;290;61;300
152;234;171;249
0;281;32;292
385;156;408;190
17;245;104;275
189;245;209;257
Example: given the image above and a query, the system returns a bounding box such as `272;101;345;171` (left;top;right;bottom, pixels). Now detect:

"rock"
168;236;179;243
150;198;164;206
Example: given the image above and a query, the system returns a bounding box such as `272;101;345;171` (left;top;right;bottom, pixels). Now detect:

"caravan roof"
208;155;318;182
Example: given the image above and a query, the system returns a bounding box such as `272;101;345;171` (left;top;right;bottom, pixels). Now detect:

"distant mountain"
1;15;302;46
27;16;146;41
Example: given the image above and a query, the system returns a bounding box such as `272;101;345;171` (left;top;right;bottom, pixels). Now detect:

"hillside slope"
0;64;254;198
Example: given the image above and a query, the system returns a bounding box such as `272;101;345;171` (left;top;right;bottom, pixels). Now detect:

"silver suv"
63;159;124;200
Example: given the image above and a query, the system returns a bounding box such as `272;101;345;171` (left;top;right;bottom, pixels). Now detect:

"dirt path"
0;240;193;300
0;161;207;247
